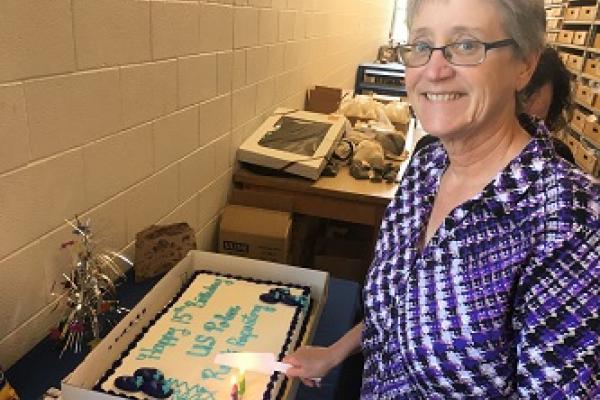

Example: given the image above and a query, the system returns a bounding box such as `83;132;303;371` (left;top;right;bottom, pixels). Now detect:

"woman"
284;1;599;398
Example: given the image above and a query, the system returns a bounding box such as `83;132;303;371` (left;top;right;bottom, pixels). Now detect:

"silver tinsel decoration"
51;216;131;357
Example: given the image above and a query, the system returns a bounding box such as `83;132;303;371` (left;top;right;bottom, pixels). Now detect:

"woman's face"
406;0;534;139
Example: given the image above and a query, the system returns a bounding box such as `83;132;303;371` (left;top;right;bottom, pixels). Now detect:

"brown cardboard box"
575;143;598;174
305;86;343;114
312;237;370;283
219;204;292;263
547;18;561;30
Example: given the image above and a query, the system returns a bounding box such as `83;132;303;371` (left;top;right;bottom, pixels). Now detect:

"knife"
214;352;321;385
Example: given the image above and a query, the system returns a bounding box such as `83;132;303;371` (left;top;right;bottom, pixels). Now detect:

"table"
6;275;362;400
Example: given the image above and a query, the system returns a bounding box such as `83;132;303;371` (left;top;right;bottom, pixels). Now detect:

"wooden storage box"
559;51;570;65
595;34;600;50
575;144;598;175
547;18;561;30
558;30;574;44
584;58;600;77
576;84;595;105
579;6;597;21
547;32;559;43
571;108;587;131
568;54;584;71
573;31;588;46
564;7;580;20
583;119;600;145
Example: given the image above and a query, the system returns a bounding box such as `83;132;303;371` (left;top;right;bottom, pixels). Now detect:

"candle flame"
230;375;237;385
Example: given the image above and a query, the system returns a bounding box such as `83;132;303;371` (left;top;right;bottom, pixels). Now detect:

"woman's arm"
283;321;363;386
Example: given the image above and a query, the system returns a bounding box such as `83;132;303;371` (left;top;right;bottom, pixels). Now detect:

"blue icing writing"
171;278;234;324
226;304;276;347
201;365;231;381
167;378;216;400
203;306;241;333
136;327;190;360
186;334;216;357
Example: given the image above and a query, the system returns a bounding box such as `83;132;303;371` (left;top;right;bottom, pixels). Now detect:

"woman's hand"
283;322;364;387
283;345;336;387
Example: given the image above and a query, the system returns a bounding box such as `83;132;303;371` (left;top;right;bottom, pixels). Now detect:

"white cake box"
61;250;328;400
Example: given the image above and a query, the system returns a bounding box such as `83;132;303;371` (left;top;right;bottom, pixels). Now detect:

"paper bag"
134;223;196;282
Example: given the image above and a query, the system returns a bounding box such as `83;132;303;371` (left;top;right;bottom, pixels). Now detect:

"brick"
234;7;259;49
0;83;30;173
217;52;233;95
178;54;218;107
199;94;232;145
178;145;216;201
153;107;199;170
25;69;122;160
0;0;75;83
151;1;199;60
120;60;178;128
232;85;257;128
199;3;233;52
233;49;247;90
247;46;269;84
73;0;151;69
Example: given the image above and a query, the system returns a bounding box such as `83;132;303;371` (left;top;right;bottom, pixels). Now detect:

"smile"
424;92;464;101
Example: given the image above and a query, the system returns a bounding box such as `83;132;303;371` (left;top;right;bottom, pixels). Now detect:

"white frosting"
99;272;309;400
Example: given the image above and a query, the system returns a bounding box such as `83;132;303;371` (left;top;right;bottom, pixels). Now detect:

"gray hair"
406;0;546;59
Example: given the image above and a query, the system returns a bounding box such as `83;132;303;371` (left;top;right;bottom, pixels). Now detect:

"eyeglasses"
397;38;516;67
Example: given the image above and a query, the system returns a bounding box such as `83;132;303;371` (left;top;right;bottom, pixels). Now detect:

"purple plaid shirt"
362;124;599;399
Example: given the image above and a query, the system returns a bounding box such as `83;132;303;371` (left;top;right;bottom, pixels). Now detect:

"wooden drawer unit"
584;58;600;77
571;108;587;131
594;34;600;50
579;6;597;21
564;7;580;20
583;120;600;145
573;31;588;46
568;54;584;71
558;51;570;65
576;84;595;105
558;30;574;44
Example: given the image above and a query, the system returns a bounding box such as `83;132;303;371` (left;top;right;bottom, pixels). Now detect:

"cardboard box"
62;251;328;400
305;86;343;114
595;34;600;50
219;205;292;264
575;143;598;174
547;18;561;30
546;32;558;43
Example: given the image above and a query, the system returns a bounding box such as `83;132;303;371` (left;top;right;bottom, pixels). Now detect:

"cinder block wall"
0;0;392;367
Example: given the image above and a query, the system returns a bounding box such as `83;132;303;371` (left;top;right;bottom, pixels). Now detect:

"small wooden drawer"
547;32;559;43
547;18;561;30
559;51;570;65
573;31;588;45
564;7;580;20
558;30;574;44
575;84;595;104
583;120;600;145
568;54;584;71
584;58;600;76
575;144;598;174
594;34;600;50
579;6;597;21
571;108;587;130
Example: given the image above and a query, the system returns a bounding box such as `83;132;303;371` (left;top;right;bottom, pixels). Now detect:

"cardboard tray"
236;108;346;180
62;251;329;400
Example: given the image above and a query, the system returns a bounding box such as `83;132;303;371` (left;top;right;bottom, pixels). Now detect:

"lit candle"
238;369;246;397
230;376;238;400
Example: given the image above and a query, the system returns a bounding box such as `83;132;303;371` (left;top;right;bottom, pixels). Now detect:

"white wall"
0;0;394;368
